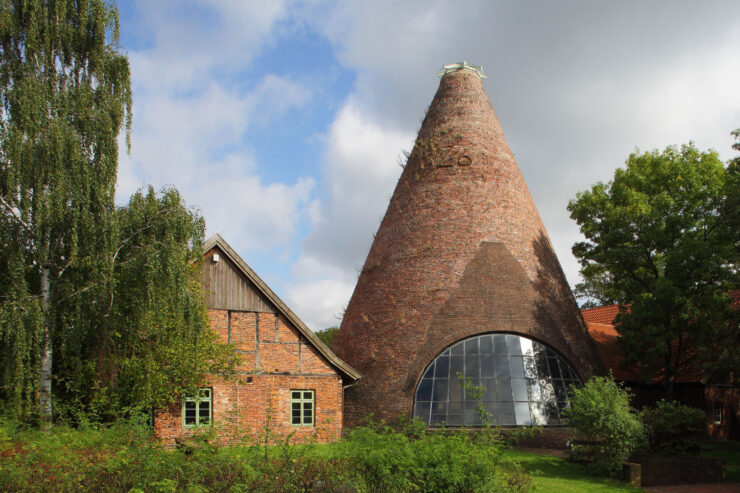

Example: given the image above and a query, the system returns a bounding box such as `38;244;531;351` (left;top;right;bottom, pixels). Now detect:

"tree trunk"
39;265;52;431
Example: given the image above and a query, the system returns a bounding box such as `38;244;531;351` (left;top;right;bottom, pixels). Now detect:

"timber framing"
202;234;361;384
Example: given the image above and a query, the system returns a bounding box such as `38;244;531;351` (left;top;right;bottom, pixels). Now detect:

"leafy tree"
568;144;738;397
0;0;131;427
315;326;339;349
90;187;236;418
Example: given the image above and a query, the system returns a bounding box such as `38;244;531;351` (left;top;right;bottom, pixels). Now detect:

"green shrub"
640;400;707;454
0;416;524;492
340;419;505;492
564;375;644;477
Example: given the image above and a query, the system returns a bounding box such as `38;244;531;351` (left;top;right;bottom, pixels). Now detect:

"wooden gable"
201;246;276;313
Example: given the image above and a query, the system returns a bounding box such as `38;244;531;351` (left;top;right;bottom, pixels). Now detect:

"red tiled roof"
581;304;621;325
584;321;638;381
582;305;705;384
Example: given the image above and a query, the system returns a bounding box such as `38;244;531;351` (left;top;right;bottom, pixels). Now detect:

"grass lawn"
504;450;643;493
701;441;740;482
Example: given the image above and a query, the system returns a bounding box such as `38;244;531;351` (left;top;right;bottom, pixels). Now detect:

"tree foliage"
315;326;339;350
0;2;233;425
568;144;738;392
83;187;236;419
0;0;131;425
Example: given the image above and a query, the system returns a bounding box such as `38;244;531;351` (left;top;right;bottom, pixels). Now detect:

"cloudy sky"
116;1;740;330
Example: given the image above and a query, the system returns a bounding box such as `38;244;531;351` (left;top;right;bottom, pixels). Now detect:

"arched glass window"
413;333;581;426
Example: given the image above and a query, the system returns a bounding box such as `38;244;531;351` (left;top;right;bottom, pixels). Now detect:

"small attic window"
212;253;220;263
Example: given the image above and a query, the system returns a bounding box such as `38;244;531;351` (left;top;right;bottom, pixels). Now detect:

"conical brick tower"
334;64;604;426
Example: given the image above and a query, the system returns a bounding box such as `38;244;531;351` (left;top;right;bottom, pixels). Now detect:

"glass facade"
413;334;581;426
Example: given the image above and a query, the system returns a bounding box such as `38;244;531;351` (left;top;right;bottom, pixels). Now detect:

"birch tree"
0;0;131;428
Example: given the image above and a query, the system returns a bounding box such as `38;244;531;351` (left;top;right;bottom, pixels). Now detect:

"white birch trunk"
39;265;52;431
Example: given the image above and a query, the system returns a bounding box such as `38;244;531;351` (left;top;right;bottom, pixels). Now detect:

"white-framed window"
183;388;212;427
713;401;723;425
291;390;314;426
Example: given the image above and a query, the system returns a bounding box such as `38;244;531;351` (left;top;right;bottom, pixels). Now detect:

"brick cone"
334;68;605;426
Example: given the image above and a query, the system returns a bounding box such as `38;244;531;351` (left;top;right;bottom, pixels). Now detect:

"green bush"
640;400;707;454
564;375;644;477
340;419;505;492
0;416;521;492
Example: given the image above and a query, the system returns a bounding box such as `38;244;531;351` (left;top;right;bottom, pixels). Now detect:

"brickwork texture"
154;308;343;446
334;69;605;426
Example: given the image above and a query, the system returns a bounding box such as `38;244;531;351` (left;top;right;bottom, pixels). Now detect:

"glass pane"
514;402;531;425
494;356;510;378
481;354;495;377
434;356;449;378
464;401;482;426
530;402;547;425
554;382;568;402
520;338;534;356
464;355;479;378
451;341;464;355
499;402;516;425
198;401;210;423
479;335;493;354
536;355;551;378
527;379;542;401
422;362;435;379
414;402;431;422
450;355;464;378
548;358;562;378
510;356;525;378
465;338;479;355
184;401;196;425
291;391;301;400
493;334;508;354
506;334;523;355
303;391;313;400
416;378;433;401
432;380;448;401
511;379;528;401
481;378;496;400
496;379;513;401
448;378;463;402
523;357;537;378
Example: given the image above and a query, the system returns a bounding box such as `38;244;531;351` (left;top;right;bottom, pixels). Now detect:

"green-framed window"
290;390;314;426
183;388;212;427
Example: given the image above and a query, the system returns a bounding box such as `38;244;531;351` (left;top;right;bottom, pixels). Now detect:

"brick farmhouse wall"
154;309;343;445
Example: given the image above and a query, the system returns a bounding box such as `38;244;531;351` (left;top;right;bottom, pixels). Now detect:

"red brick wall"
154;309;344;445
705;386;740;440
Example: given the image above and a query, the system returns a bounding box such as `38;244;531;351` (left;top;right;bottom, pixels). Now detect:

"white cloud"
285;278;355;330
117;1;315;257
300;102;414;271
